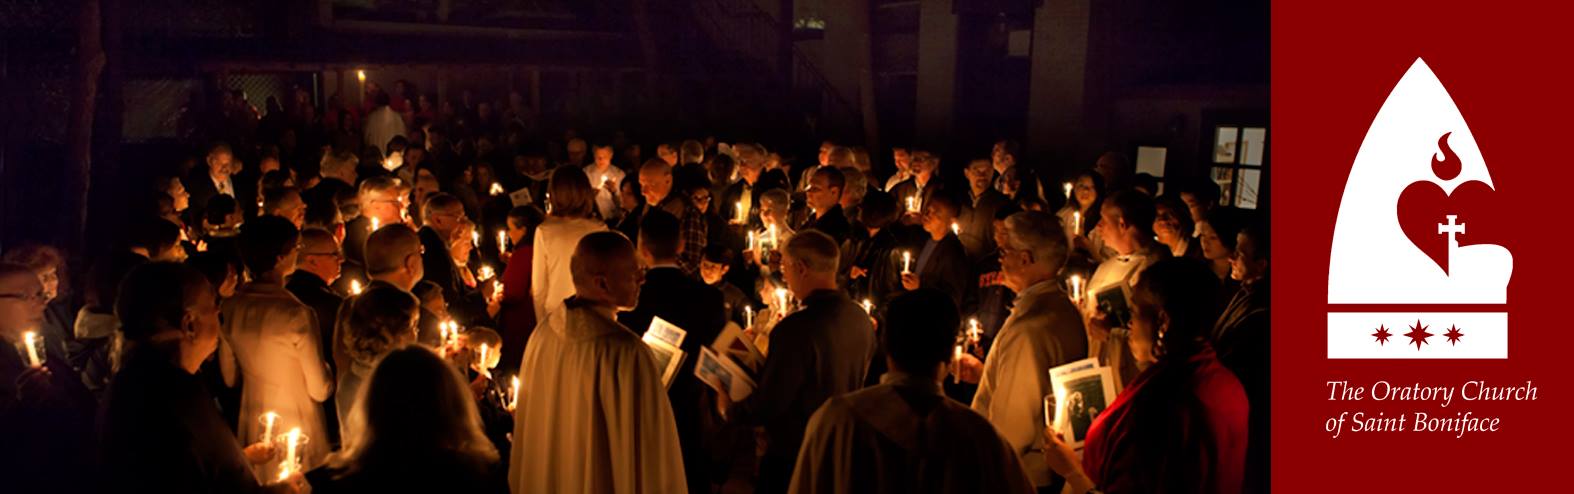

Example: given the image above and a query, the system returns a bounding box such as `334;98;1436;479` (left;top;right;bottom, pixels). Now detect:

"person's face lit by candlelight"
207;148;234;180
1197;220;1229;261
804;172;841;215
1153;200;1188;247
1075;175;1098;211
689;187;712;214
1230;231;1267;282
699;259;730;286
892;148;912;175
165;178;190;212
0;268;46;337
656;144;678;166
964;159;993;195
619;180;641;212
593;146;615;169
639;164;673;206
818;141;835;167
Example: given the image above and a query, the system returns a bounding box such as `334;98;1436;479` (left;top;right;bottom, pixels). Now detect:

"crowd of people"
0;79;1269;494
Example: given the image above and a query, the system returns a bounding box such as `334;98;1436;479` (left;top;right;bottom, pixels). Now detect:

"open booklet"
640;316;688;389
1045;357;1119;450
694;321;765;402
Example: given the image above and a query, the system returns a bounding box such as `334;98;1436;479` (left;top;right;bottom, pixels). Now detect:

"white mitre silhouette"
1327;58;1512;304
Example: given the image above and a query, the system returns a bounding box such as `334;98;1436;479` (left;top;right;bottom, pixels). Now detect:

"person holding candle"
1153;194;1204;261
1085;190;1170;388
496;205;544;377
341;176;411;289
789;288;1034;494
454;327;516;466
717;231;875;494
333;284;421;444
0;262;96;494
583;143;628;222
887;150;943;226
840;192;902;312
99;262;303;493
1041;259;1246;494
286;228;347;448
899;195;973;311
418;193;487;326
511;231;687;494
1057;170;1108;262
700;245;752;328
218;216;334;474
953;211;1088;491
2;244;76;367
309;345;507;494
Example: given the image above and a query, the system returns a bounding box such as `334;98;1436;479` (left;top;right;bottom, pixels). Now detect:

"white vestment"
509;299;686;494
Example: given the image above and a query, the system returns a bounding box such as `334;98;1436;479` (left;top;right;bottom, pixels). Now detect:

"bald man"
721;230;875;494
511;231;686;494
631;159;708;275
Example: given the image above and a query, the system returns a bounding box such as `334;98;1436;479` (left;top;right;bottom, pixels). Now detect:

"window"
1211;125;1267;209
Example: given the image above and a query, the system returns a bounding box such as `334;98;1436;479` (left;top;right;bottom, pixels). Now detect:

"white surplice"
509;298;686;494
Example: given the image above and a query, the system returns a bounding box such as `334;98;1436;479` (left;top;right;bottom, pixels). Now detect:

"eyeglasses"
0;290;47;303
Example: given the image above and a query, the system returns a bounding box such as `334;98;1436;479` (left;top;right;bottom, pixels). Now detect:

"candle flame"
509;376;521;411
490;182;505;196
356;69;366;82
350;279;363;295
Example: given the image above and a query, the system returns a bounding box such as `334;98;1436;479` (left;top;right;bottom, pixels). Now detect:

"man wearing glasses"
0;262;95;493
287;227;347;450
341;176;410;292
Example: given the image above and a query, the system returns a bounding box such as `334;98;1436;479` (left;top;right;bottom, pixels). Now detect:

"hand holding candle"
276;427;303;482
508;376;521;412
901;250;913;275
1068;275;1084;306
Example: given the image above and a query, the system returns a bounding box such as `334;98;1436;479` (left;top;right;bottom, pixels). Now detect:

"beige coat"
219;281;334;474
530;215;607;331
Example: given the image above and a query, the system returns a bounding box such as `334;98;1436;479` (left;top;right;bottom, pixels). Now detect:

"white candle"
735;201;746;223
747;231;755;252
490;182;505;196
509;376;521;412
1063;181;1073;199
953;344;963;383
277;427;302;481
767;224;778;250
901;251;912;275
744;305;755;328
774;288;789;318
1069;275;1084;305
350;279;363;296
497;230;509;257
968;318;981;345
260;411;278;446
478;265;496;281
477;343;491;378
906;195;920;214
370;217;380;232
22;331;41;367
861;299;873;315
471;231;480;248
951;221;960;236
1072;211;1082;235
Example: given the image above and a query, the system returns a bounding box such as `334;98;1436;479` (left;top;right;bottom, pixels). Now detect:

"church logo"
1326;58;1512;359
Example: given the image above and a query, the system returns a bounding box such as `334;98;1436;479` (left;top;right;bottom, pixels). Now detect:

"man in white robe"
510;231;686;493
790;288;1034;494
963;211;1087;489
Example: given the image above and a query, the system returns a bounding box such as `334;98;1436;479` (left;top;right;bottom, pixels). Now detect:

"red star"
1444;325;1464;346
1372;324;1392;345
1404;319;1432;350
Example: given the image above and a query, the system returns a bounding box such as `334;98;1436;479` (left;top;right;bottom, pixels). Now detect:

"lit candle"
767;224;778;250
744;305;755;328
735;201;746;223
22;331;41;367
477;343;492;378
509;376;521;412
1072;211;1082;235
490;182;505;196
260;411;279;446
968;318;981;345
1063;181;1073;199
350;279;363;296
471;230;480;248
906;195;919;214
901;251;912;275
356;69;366;104
277;427;302;481
747;231;756;252
497;230;509;257
861;298;873;315
478;265;495;281
370;217;381;232
953;344;963;383
1069;275;1084;305
774;288;789;318
951;221;960;236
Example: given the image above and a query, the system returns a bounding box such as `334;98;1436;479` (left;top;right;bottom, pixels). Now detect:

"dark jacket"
98;346;268;494
617;265;728;493
726;289;876;494
909;233;975;312
286;270;346;448
418;226;487;326
801;204;851;240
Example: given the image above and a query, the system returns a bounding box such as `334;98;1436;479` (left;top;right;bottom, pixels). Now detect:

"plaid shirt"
679;203;708;275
